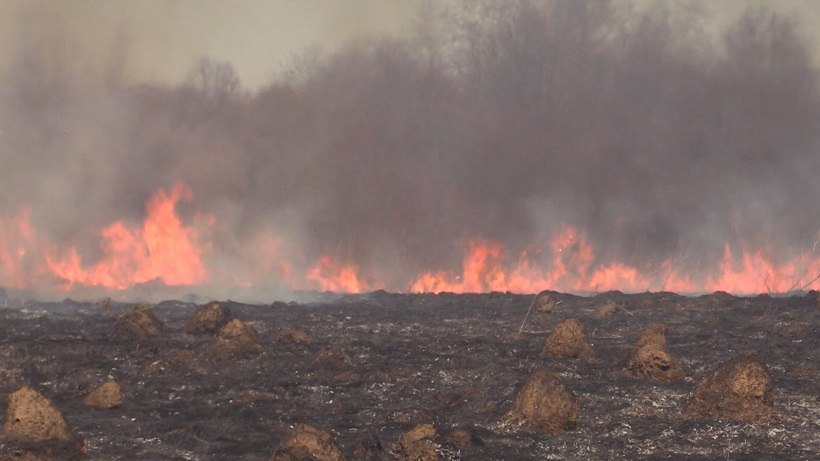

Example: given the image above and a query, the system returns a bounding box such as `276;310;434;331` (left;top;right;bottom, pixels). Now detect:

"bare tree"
185;57;241;102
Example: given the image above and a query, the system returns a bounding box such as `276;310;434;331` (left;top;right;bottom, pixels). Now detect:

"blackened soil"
0;291;818;460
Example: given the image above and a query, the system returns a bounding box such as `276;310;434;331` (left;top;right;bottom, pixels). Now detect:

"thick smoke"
0;0;818;297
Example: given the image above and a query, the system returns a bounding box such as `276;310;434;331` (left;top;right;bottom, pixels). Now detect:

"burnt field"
0;290;818;460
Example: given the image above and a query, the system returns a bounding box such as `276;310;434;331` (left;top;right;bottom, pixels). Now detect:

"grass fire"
0;1;818;459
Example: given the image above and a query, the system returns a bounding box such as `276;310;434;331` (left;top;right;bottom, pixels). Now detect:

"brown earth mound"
0;387;86;460
316;345;353;369
541;318;594;359
352;435;391;461
394;423;459;461
186;302;231;335
207;319;261;362
443;427;477;449
113;304;162;340
83;380;122;409
276;327;312;345
597;302;618;318
535;292;558;313
272;424;345;461
4;387;73;442
626;323;683;380
503;368;579;433
684;353;774;423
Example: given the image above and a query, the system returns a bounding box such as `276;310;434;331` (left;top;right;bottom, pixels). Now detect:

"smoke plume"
0;0;818;299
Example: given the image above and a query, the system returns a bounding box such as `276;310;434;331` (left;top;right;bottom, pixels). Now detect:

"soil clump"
206;319;261;362
83;380;122;409
535;292;558;313
503;368;579;433
276;327;312;344
186;301;232;335
684;353;774;423
0;386;86;460
541;318;594;359
626;323;683;380
112;304;162;340
272;424;345;461
317;345;354;369
597;302;618;318
395;423;460;461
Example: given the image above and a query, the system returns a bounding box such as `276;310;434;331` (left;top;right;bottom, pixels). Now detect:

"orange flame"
0;195;817;295
47;184;207;289
411;226;820;294
705;244;820;294
306;255;371;293
0;208;42;288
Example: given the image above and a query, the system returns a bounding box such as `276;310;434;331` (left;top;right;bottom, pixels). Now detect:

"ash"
0;291;818;460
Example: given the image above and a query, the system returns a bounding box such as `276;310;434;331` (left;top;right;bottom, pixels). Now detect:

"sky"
1;0;818;90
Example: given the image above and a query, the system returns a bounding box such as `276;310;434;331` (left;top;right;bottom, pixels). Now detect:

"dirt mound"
0;386;87;460
626;324;683;380
276;327;312;345
503;368;579;433
207;319;261;362
352;435;390;461
83;380;122;409
3;387;73;442
443;427;478;449
113;304;162;340
395;423;438;460
395;423;460;461
272;424;345;461
541;318;594;359
597;302;618;318
684;353;773;423
634;323;667;349
535;293;559;313
316;345;353;369
186;302;232;335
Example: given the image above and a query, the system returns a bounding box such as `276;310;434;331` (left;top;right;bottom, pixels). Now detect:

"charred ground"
0;290;818;460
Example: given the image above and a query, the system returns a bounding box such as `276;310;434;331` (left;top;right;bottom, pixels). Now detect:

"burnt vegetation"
0;291;818;459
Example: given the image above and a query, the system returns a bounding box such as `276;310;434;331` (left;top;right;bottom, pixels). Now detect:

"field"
0;290;818;460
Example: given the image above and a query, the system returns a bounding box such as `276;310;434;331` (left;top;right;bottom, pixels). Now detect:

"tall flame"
46;184;207;289
0;208;41;288
0;192;816;295
411;226;819;294
306;255;372;293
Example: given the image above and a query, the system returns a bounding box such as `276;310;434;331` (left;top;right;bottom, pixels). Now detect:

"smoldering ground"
0;0;818;296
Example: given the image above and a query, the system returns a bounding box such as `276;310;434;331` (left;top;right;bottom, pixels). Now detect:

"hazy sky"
1;0;818;90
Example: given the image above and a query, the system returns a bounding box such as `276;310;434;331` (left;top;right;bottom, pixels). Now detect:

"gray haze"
0;0;818;295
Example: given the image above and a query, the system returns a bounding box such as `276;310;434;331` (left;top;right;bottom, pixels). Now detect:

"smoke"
0;0;818;297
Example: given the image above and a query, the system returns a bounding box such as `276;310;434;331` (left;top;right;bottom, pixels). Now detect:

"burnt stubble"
0;291;818;459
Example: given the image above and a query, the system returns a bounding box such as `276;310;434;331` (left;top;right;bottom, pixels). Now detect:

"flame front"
46;184;207;289
0;208;41;288
410;226;819;294
0;187;816;296
306;255;372;293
